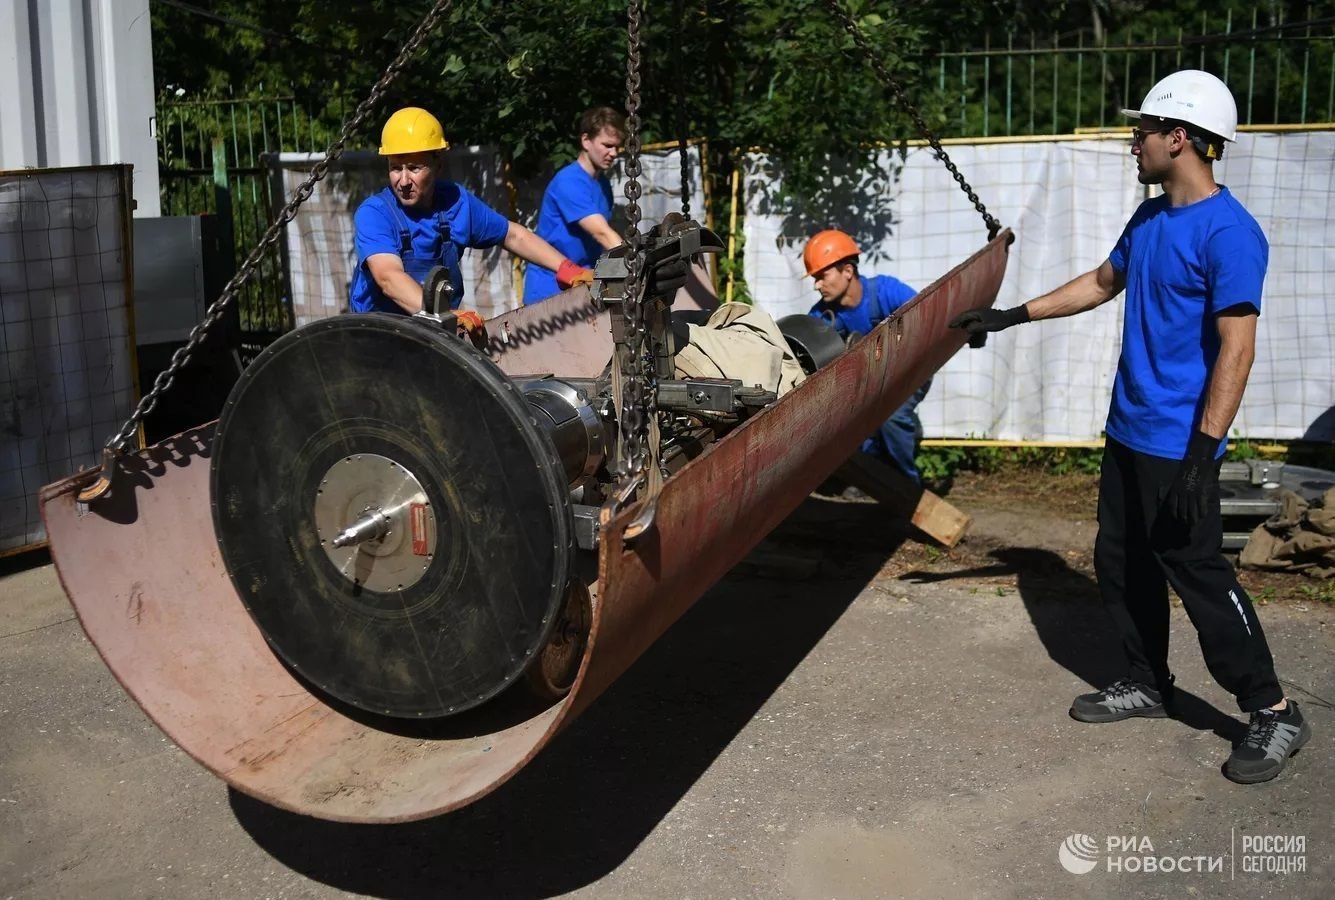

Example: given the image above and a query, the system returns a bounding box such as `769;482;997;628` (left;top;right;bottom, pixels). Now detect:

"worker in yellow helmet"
803;229;928;484
349;107;593;319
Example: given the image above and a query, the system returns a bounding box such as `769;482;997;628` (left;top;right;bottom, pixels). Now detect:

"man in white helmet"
950;70;1310;784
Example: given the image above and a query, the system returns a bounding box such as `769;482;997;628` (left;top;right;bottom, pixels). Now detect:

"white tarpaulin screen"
0;166;134;552
276;144;705;326
743;131;1335;442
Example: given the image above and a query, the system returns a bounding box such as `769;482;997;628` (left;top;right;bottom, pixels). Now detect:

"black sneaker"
1070;678;1171;723
1225;702;1311;784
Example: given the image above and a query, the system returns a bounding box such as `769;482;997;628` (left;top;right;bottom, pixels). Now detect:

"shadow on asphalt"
902;546;1247;746
230;496;909;899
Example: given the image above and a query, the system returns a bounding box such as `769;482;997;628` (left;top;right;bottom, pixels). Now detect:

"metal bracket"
422;265;455;317
654;378;776;414
591;214;724;306
572;504;601;551
1220;459;1287;487
656;378;738;412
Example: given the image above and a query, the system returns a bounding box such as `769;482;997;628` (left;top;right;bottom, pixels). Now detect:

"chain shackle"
102;0;457;453
823;0;1003;240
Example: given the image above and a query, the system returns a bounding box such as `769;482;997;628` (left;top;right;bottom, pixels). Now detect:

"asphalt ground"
2;497;1331;899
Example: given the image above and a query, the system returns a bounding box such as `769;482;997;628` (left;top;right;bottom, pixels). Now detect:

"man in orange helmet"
349;107;592;321
803;229;928;483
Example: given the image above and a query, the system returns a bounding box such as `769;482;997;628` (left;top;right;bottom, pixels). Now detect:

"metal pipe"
1052;32;1058;134
1223;11;1231;86
1076;32;1083;128
1005;31;1013;135
1301;3;1311;123
1028;32;1036;135
725;166;740;303
983;33;990;136
1249;9;1258;125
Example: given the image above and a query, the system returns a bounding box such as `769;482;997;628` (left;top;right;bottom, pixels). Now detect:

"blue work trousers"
860;379;931;484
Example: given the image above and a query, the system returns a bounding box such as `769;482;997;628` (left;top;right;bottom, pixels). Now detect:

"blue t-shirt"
1105;187;1268;460
348;182;510;314
807;274;918;338
523;161;614;305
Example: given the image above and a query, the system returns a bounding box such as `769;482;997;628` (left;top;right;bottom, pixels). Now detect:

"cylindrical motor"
777;314;847;375
521;379;607;485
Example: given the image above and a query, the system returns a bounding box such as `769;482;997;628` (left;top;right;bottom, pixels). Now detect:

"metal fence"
156;94;351;337
935;6;1334;137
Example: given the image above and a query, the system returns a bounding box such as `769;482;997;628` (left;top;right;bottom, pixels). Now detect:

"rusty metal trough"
39;232;1009;823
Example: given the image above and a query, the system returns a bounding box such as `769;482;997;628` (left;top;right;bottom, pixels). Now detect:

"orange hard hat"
803;230;860;276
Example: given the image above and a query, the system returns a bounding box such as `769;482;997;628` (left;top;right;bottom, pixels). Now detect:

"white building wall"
0;0;159;216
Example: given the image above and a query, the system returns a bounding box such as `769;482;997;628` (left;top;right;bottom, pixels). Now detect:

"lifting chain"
616;0;654;487
673;0;691;218
823;0;1003;241
100;0;457;455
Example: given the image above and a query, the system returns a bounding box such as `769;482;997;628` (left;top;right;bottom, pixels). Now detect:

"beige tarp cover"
1239;488;1335;579
673;302;806;398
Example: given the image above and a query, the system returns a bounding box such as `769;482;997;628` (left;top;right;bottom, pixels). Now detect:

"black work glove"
646;257;690;299
1164;430;1220;528
949;304;1030;335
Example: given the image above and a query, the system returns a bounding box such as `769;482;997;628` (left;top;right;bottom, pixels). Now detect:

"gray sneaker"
1070;678;1171;723
1225;702;1311;784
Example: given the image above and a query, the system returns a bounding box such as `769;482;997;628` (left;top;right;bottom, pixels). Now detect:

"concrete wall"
0;0;160;216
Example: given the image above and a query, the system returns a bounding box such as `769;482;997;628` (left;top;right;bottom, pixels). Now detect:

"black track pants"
1093;438;1283;712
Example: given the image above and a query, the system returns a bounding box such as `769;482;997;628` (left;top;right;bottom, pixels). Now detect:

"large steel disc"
211;314;573;718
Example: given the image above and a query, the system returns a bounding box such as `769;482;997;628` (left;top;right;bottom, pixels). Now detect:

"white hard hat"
1121;69;1238;142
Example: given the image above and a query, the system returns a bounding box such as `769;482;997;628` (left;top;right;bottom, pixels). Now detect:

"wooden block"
835;454;972;548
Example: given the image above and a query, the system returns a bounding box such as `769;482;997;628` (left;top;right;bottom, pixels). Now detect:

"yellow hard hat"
379;107;450;155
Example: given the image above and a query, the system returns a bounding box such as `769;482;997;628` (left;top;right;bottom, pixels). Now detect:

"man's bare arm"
576;213;623;251
502;221;567;271
365;253;425;314
1198;307;1258;439
1025;259;1126;321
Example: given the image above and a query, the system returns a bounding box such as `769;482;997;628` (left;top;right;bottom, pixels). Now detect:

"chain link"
823;0;1002;240
617;0;652;483
103;0;456;452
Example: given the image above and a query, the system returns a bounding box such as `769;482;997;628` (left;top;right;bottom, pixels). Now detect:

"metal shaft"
331;509;391;548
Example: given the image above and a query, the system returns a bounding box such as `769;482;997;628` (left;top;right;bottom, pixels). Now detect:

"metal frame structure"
938;7;1335;137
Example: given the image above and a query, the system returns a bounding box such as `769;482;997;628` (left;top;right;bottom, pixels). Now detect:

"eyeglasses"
1131;125;1176;145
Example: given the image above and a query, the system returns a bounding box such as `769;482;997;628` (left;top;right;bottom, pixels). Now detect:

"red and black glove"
454;310;484;333
450;309;488;350
556;259;595;290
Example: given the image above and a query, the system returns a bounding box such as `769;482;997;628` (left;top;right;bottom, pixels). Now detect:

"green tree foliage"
150;1;1327;241
151;2;960;220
